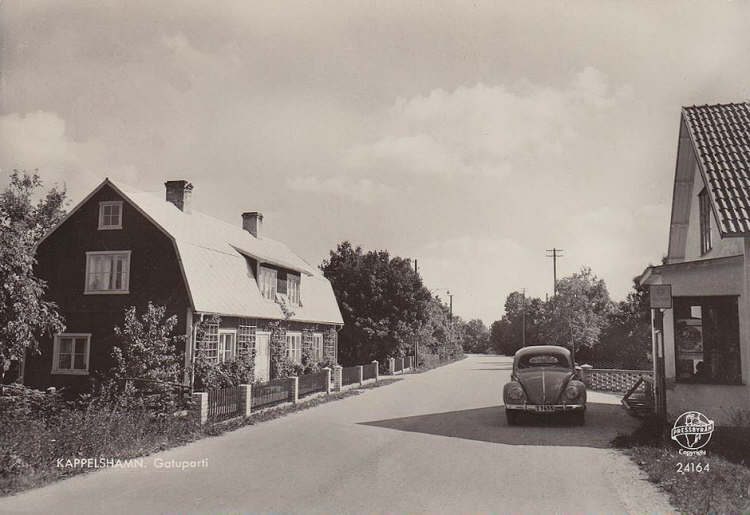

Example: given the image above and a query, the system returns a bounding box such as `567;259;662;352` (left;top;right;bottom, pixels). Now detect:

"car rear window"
517;353;569;369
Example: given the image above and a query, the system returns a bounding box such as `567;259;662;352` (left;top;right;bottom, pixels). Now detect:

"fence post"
239;384;252;417
333;365;343;391
192;392;208;425
388;357;395;375
291;376;299;404
323;367;332;394
372;360;379;381
579;364;593;388
357;365;364;385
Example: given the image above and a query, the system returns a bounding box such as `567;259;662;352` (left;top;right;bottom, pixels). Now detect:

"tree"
321;241;449;365
109;303;185;410
540;267;613;361
595;280;652;369
462;319;490;353
0;171;66;381
489;319;512;355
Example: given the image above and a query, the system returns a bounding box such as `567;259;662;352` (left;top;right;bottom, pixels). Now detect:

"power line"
545;248;564;299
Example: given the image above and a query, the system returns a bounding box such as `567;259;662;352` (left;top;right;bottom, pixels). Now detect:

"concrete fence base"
192;392;208;425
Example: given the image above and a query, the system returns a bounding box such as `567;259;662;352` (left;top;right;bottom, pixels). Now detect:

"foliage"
192;353;255;390
321;241;434;365
541;267;613;357
191;315;255;390
106;303;185;411
0;170;66;377
489;267;650;368
462;319;490;353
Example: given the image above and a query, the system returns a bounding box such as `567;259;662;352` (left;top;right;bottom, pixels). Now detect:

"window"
287;274;301;306
674;296;742;384
286;332;302;364
218;330;236;363
85;251;131;293
52;334;91;374
258;266;277;300
312;332;323;361
699;188;712;255
98;201;123;230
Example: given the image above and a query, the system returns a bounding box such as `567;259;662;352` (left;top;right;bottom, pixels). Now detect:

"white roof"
43;178;344;325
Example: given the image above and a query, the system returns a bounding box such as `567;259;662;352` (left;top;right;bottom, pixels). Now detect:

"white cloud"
287;175;394;204
345;68;632;181
0;111;138;199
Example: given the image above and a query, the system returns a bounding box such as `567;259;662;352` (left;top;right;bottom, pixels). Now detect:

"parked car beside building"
503;345;587;425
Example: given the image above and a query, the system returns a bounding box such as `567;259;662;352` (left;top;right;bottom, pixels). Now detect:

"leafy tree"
543;267;613;360
489;319;512;355
595;280;652;369
462;319;490;353
108;303;185;410
322;242;433;365
0;170;66;381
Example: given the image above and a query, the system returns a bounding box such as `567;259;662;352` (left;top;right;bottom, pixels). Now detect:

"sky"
2;1;750;325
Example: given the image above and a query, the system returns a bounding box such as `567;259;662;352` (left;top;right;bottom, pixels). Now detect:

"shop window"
673;296;742;384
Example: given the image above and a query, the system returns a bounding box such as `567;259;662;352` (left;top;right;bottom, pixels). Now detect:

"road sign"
650;284;672;309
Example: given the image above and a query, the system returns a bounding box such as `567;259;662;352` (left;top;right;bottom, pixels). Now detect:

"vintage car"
502;345;586;425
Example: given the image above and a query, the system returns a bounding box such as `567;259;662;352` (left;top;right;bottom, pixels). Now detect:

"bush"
192;354;255;390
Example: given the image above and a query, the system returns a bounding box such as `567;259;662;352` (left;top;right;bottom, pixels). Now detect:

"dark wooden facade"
25;184;190;392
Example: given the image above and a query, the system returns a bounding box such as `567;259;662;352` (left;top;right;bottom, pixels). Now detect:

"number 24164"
676;462;710;474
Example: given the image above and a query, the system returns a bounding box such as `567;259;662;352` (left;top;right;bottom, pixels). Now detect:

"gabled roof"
38;178;344;325
682;102;750;235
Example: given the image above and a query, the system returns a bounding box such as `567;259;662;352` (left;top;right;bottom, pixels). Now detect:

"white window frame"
51;333;91;375
312;332;324;361
286;331;302;364
98;201;123;230
258;265;277;300
218;329;236;364
84;250;131;294
287;274;301;306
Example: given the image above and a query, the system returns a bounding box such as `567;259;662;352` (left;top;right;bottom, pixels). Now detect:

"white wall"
684;161;743;261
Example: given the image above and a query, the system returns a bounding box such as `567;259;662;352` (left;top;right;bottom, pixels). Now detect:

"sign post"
650;284;672;437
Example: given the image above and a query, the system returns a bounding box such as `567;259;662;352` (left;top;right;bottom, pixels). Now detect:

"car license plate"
536;405;555;412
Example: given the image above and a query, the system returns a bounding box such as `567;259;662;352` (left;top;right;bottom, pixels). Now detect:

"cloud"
0;111;138;199
344;68;632;181
286;175;395;204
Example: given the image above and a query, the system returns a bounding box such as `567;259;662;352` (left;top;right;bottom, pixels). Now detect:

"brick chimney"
165;180;193;214
242;212;263;238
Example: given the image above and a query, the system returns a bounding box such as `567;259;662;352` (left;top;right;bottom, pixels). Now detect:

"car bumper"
505;403;585;413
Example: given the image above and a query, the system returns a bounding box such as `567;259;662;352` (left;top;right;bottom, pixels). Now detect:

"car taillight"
564;385;579;400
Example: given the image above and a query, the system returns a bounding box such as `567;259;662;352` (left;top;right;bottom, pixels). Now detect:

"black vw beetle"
502;345;586;425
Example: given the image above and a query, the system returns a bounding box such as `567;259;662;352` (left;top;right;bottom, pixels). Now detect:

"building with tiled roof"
640;102;750;424
24;179;343;391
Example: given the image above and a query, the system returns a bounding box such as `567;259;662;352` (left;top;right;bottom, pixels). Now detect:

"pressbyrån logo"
671;411;714;451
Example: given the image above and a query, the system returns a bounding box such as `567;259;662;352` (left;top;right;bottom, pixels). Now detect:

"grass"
0;378;400;498
612;416;750;514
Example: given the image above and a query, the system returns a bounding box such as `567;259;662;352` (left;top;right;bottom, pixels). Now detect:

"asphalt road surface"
1;354;674;514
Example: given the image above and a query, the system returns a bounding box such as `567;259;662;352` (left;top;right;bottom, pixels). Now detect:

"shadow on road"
360;402;637;449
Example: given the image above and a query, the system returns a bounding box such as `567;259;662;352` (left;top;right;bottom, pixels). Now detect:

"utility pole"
545;248;564;299
414;259;418;275
521;288;526;347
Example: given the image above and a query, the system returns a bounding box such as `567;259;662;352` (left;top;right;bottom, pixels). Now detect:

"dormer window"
259;265;277;300
288;274;301;306
98;201;123;230
699;188;712;255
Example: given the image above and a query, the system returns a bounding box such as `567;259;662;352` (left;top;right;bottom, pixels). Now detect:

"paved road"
1;354;673;514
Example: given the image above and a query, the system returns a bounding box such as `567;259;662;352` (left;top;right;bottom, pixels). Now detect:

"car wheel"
506;409;520;426
571;410;585;426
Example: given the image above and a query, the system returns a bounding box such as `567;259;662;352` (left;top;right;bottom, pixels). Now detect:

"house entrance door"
255;332;271;382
